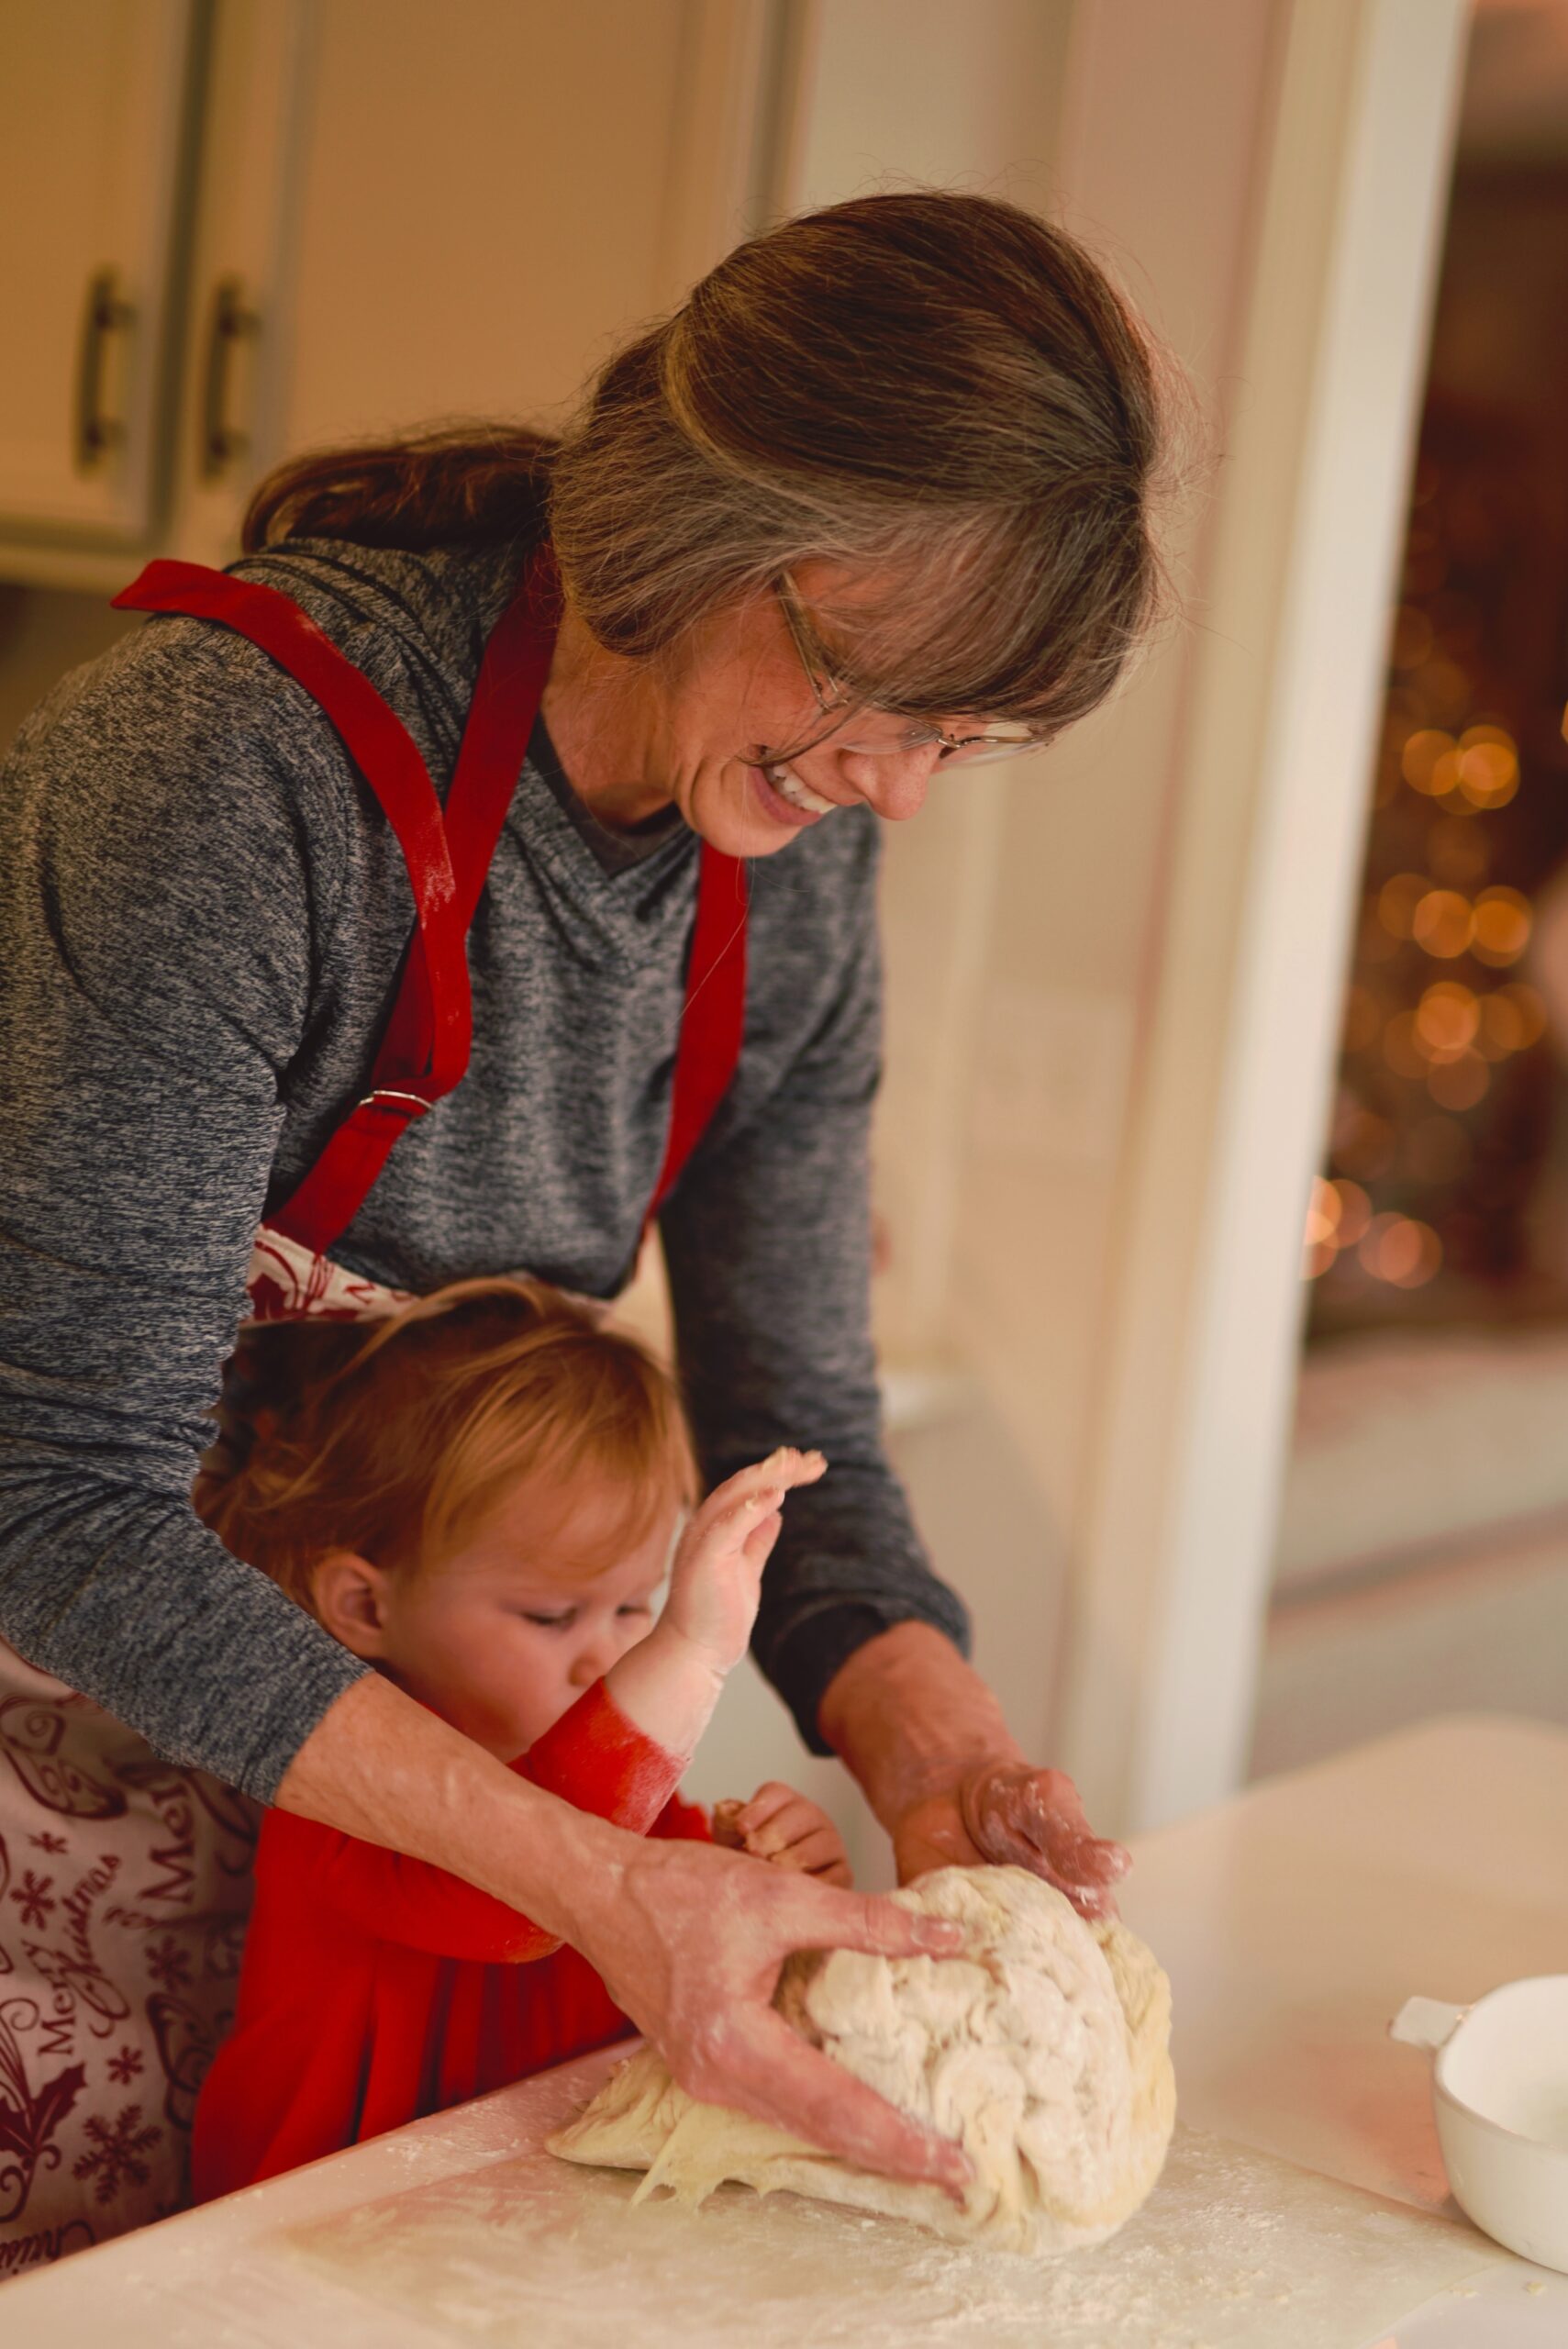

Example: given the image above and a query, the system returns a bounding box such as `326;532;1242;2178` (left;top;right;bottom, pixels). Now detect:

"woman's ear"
310;1551;396;1659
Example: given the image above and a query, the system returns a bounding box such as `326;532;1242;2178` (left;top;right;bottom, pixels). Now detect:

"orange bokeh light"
1401;730;1457;796
1303;1174;1341;1248
1456;725;1519;809
1471;885;1531;968
1428;1052;1490;1111
1415;981;1480;1058
1411;889;1473;958
1358;1212;1442;1288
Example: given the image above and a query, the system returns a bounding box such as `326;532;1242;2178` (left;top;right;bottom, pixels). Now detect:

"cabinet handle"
74;268;135;473
201;277;262;481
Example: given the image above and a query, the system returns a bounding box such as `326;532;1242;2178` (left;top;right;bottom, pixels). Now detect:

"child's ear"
311;1551;395;1659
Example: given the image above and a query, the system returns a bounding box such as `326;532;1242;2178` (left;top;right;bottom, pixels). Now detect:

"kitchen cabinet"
0;0;773;588
0;0;199;549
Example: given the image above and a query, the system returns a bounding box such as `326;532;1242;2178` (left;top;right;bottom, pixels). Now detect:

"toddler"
191;1276;848;2200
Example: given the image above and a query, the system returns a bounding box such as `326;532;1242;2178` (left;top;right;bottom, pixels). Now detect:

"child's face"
321;1472;678;1761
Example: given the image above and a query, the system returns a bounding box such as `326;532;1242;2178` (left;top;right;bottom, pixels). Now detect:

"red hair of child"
196;1277;697;1605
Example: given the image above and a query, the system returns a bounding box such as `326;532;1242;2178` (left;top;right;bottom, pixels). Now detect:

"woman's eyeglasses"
769;573;1046;767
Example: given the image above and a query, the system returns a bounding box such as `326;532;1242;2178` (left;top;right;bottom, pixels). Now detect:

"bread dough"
549;1865;1175;2257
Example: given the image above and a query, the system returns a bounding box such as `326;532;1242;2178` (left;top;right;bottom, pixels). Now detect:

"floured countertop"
275;2050;1512;2349
5;1720;1566;2347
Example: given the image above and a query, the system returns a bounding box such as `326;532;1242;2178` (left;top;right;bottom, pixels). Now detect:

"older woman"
0;190;1174;2258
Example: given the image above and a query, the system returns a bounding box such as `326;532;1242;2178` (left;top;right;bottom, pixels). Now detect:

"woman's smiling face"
546;559;954;860
653;560;951;858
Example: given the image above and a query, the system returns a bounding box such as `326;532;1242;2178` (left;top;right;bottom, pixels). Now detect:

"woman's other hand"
817;1621;1129;1920
894;1763;1128;1918
712;1780;853;1887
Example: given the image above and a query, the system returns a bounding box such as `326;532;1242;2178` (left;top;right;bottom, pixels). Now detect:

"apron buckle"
358;1087;433;1119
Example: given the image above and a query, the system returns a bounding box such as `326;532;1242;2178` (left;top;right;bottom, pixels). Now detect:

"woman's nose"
837;747;939;822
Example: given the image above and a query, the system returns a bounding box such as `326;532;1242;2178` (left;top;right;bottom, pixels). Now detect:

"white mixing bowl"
1391;1976;1568;2272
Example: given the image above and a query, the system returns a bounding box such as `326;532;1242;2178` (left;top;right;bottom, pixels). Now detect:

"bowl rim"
1433;1972;1568;2157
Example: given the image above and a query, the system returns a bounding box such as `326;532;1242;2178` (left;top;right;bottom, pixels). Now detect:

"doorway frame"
1054;0;1470;1831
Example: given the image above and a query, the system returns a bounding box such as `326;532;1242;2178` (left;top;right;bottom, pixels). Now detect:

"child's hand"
712;1782;854;1887
662;1448;826;1678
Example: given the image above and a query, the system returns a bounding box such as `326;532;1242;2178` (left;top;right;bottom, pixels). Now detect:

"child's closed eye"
518;1601;653;1630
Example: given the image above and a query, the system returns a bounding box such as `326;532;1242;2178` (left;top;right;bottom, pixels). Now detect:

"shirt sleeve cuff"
517;1677;687;1832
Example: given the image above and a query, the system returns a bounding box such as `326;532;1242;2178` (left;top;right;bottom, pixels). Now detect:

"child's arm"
605;1447;825;1758
713;1781;854;1887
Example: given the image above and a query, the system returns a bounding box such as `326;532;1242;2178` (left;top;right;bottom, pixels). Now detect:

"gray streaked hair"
248;191;1193;737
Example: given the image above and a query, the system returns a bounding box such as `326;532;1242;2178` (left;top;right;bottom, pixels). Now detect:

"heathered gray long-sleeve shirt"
0;538;969;1804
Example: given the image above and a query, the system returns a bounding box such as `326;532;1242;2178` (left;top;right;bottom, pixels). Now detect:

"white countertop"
4;1712;1565;2343
1117;1711;1568;2214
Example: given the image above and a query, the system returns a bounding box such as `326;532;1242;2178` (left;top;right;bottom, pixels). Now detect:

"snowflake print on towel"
72;2104;161;2207
106;2046;143;2087
143;1937;192;1995
29;1832;67;1856
12;1871;55;1931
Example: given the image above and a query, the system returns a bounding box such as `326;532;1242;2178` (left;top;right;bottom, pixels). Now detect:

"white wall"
1056;0;1465;1831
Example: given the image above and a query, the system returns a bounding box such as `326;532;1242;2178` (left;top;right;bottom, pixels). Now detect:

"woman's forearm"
273;1672;634;1944
817;1620;1023;1830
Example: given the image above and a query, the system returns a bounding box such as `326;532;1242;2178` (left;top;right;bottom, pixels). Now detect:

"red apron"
0;548;746;2270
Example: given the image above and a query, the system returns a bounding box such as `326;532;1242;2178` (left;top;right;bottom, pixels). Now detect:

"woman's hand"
892;1765;1129;1917
662;1447;826;1676
562;1823;971;2196
817;1622;1129;1920
713;1780;853;1887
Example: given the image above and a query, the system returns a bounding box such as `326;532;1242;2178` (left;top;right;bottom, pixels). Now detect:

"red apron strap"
112;555;551;1255
373;550;562;1084
448;551;561;927
113;561;473;1101
647;845;748;1225
277;562;561;1247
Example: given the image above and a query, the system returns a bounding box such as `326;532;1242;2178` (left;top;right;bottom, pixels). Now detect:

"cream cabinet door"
0;0;196;542
269;0;769;457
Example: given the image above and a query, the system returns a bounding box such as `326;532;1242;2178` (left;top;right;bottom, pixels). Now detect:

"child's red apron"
0;549;746;2268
